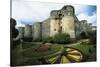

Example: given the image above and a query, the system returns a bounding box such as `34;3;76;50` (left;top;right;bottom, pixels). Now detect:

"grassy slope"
69;42;96;61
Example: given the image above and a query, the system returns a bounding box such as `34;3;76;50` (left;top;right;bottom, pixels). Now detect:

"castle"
17;5;92;41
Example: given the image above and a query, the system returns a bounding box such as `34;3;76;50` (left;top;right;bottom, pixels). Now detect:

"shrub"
52;33;70;44
42;37;53;43
23;37;33;42
33;38;42;42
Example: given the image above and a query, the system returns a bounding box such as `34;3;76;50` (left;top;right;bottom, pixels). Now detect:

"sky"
12;0;96;27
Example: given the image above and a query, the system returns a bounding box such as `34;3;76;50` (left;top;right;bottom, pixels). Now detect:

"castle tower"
61;5;76;38
24;24;32;38
50;5;76;39
18;27;24;38
41;18;50;39
32;22;42;40
80;20;92;33
17;27;24;39
50;10;63;36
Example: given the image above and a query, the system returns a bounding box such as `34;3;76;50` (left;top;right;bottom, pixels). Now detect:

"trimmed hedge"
42;33;70;44
52;33;70;44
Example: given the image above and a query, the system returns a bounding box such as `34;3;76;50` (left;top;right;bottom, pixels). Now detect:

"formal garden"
11;30;96;66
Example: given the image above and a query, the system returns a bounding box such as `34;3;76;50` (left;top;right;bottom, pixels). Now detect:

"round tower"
18;27;24;39
32;22;42;41
24;24;32;41
61;5;76;38
50;10;63;36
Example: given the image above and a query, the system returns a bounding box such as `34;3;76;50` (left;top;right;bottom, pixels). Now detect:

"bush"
23;37;33;42
42;37;53;43
52;33;70;44
33;38;42;42
42;33;70;44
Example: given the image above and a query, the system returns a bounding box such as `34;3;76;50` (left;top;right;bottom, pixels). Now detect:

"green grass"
12;40;96;65
22;44;63;58
22;42;41;49
69;42;96;61
12;43;63;65
12;42;41;65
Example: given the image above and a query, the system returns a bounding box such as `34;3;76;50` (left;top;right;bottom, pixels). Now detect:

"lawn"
12;42;63;65
12;40;96;65
69;42;96;61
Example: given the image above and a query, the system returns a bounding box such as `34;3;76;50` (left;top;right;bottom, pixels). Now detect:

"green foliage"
22;42;39;49
52;33;70;44
22;45;62;58
42;33;70;44
42;37;53;43
33;38;42;42
23;37;33;42
79;41;89;45
80;31;89;39
80;31;96;44
89;30;96;44
71;42;96;60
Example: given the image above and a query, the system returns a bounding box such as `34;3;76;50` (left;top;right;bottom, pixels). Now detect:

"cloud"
77;12;96;26
12;1;64;27
15;20;25;27
12;0;96;27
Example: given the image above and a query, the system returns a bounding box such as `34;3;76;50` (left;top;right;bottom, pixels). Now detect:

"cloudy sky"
12;0;96;27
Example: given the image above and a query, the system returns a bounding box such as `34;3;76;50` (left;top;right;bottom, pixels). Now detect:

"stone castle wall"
50;5;76;38
24;25;32;38
17;5;92;41
80;20;92;33
17;27;24;39
42;18;50;39
32;22;42;40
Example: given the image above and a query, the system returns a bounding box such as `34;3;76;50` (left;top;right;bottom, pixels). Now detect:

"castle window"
54;29;56;31
59;14;62;16
58;14;62;20
55;18;57;20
